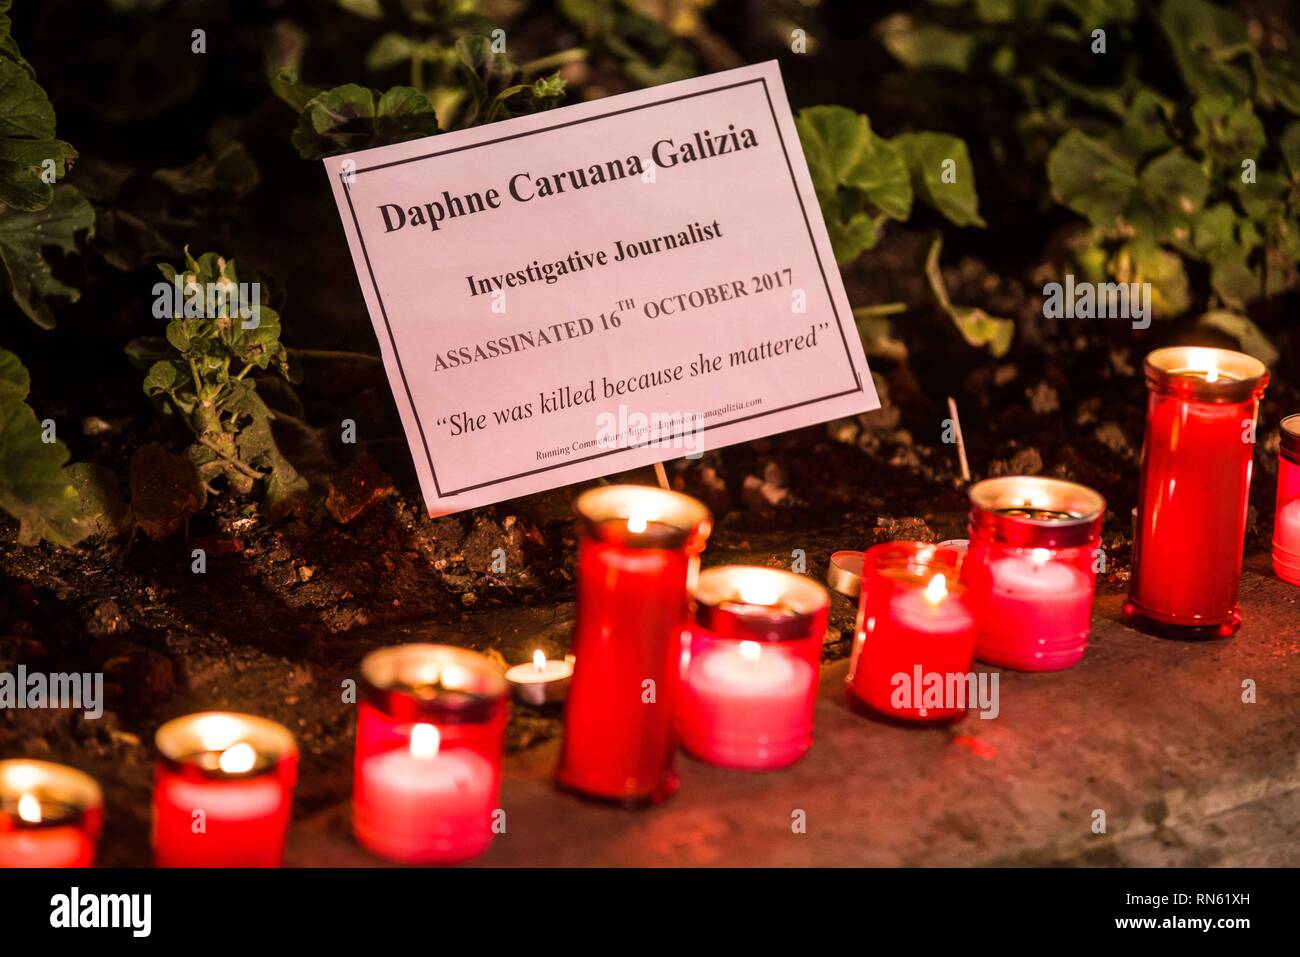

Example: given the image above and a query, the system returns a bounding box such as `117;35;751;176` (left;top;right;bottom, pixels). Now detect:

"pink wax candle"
1126;347;1268;637
1274;415;1300;586
0;760;101;868
353;644;507;864
356;724;496;864
965;476;1105;671
152;712;298;868
848;543;978;722
678;566;827;770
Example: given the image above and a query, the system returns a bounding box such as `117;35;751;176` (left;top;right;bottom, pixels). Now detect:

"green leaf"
0;184;93;328
1137;149;1209;242
67;462;127;539
0;58;56;141
1279;122;1300;178
291;84;438;160
0;398;89;547
1047;130;1137;230
893;132;985;227
796;106;912;219
825;210;878;266
1113;89;1174;160
1109;241;1190;317
0;346;29;401
1196;310;1278;366
877;14;975;72
1157;0;1251;100
1192;95;1265;166
924;235;1014;356
365;33;416;72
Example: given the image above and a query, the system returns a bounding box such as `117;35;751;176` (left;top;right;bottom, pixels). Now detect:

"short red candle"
353;644;507;865
152;712;297;868
557;485;711;804
1125;347;1269;637
678;566;828;770
847;542;977;722
1273;415;1300;586
0;760;101;868
964;476;1105;671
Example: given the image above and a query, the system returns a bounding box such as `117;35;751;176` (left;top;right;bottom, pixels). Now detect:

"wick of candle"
410;723;440;759
738;640;762;662
218;742;257;774
532;649;547;674
924;573;948;606
626;508;650;534
17;793;41;824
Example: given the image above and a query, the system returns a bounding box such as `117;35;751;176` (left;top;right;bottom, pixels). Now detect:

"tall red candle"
964;476;1105;671
353;644;507;865
0;760;101;868
1274;415;1300;586
679;566;828;770
847;542;977;722
557;485;711;804
1125;347;1268;637
153;712;297;867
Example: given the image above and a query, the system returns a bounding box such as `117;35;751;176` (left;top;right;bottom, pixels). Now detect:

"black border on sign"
340;73;864;497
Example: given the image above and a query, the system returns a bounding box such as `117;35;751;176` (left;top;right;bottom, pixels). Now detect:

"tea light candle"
826;550;864;597
1273;415;1300;586
847;542;977;722
152;712;298;868
0;760;102;868
965;476;1105;671
557;485;711;804
678;566;828;770
353;644;507;864
1126;347;1268;637
506;649;573;705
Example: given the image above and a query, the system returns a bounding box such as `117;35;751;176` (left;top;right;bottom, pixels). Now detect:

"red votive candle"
557;485;712;804
1125;347;1269;637
965;476;1105;671
1274;415;1300;586
679;566;828;770
847;542;977;722
153;712;297;868
353;644;507;865
0;760;101;868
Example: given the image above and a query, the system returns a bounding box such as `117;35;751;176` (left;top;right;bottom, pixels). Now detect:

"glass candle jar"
153;712;298;867
847;542;977;722
1274;414;1300;587
0;760;102;868
1125;347;1269;638
964;476;1105;671
353;644;507;865
678;566;828;770
557;484;712;804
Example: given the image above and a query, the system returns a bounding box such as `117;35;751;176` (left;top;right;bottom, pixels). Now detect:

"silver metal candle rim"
1145;346;1269;403
155;711;298;779
0;759;102;819
968;476;1105;549
1281;414;1300;464
693;565;829;642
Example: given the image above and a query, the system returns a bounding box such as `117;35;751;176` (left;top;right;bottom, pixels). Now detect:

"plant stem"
198;436;263;481
520;48;587;77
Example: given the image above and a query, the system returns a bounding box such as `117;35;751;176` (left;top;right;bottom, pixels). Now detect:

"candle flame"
738;640;762;662
1031;548;1051;565
924;573;948;605
218;742;257;774
1205;364;1219;383
532;649;547;673
194;713;244;751
737;575;781;607
17;793;41;824
626;508;650;534
410;723;440;759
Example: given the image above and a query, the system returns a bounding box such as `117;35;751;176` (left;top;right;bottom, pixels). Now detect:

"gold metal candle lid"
1144;346;1268;403
0;759;102;822
694;565;829;642
575;484;712;550
969;476;1105;549
360;644;506;723
1281;414;1300;464
155;711;297;778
